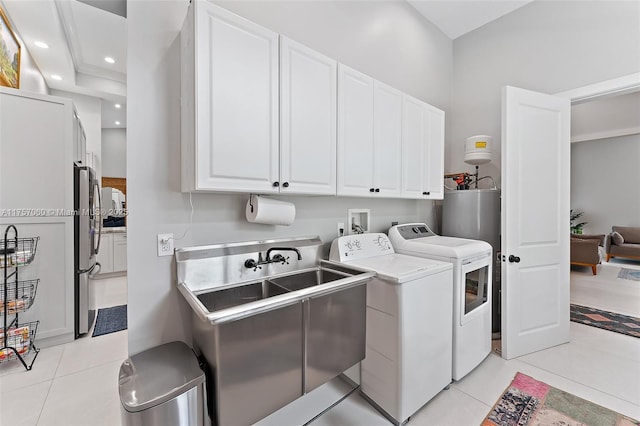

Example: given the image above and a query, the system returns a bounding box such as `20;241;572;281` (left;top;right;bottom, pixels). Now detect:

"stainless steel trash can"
119;341;207;426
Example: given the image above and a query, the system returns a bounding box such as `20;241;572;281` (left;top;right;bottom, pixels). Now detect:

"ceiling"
408;0;534;39
1;0;126;128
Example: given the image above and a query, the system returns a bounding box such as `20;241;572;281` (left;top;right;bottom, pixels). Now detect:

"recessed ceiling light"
115;104;121;109
115;121;121;125
51;74;62;80
34;41;49;49
104;57;115;64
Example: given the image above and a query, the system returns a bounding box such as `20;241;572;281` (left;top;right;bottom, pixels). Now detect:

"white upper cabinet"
401;95;445;199
182;2;279;193
337;65;375;197
280;37;337;195
337;65;403;198
373;82;403;197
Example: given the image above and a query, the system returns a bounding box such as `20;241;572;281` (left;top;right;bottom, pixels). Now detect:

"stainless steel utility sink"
266;268;349;292
175;237;374;426
196;281;288;312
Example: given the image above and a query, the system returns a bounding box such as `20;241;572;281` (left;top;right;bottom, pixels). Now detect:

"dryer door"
460;256;491;325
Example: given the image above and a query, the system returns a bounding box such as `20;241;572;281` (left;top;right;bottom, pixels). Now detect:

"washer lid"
119;341;204;413
342;253;451;283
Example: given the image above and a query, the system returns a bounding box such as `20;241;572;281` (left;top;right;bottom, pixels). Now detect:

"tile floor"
2;262;639;426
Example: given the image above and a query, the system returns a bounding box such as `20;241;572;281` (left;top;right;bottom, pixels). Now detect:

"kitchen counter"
101;226;126;234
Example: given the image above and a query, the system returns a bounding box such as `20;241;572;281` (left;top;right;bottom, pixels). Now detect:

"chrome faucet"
266;247;302;262
244;247;302;271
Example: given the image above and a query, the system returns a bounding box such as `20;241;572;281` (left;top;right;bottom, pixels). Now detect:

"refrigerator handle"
95;180;102;255
89;262;102;278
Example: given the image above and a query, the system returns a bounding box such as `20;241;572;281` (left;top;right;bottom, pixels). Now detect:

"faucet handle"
244;258;262;271
271;254;289;265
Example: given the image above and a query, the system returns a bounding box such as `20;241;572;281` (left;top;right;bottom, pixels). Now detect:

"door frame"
554;72;640;104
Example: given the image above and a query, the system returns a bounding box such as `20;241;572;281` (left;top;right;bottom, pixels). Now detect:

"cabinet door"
96;234;113;274
112;234;127;272
373;82;403;197
337;65;374;197
401;95;428;198
424;106;445;199
195;3;279;193
280;37;337;195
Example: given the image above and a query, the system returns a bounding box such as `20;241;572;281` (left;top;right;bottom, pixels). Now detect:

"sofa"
570;234;605;275
606;226;640;262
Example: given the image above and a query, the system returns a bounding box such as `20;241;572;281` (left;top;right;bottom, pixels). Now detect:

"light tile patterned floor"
2;266;639;425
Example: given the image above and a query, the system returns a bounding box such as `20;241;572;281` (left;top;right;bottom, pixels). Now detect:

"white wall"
50;90;103;180
450;1;640;185
127;1;453;355
0;1;48;94
102;128;126;178
571;134;640;234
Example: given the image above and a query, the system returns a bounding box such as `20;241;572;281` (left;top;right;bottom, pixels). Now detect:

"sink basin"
267;269;349;292
197;281;288;312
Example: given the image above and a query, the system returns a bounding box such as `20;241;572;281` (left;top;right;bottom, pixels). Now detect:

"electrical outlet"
157;233;174;257
391;221;399;226
337;222;345;237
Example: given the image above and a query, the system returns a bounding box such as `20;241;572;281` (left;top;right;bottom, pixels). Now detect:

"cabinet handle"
375;188;380;193
369;188;375;193
423;191;430;196
283;182;289;188
273;181;280;187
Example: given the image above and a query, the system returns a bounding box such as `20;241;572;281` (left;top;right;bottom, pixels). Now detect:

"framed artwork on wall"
0;6;20;89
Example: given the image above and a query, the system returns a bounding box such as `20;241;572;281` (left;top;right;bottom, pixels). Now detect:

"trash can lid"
119;341;204;412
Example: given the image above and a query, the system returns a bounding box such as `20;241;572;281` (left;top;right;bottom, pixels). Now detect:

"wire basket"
0;321;39;364
0;279;39;315
0;237;39;268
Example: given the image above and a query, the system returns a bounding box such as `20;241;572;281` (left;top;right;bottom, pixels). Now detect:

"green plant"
570;209;587;234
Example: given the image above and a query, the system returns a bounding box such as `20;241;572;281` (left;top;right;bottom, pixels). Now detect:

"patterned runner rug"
570;304;640;338
618;267;640;281
483;372;639;426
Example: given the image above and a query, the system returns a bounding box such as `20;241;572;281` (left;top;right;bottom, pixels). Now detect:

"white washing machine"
388;223;492;381
328;233;453;426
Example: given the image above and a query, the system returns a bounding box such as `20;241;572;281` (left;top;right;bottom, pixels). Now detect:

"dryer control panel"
329;233;394;262
391;223;438;240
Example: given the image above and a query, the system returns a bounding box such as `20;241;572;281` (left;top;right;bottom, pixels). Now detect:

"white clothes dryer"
388;223;492;381
328;233;453;426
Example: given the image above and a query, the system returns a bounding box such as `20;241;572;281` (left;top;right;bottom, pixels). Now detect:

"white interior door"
501;86;570;359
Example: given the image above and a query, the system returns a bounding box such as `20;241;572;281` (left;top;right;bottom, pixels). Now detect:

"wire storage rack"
1;225;40;370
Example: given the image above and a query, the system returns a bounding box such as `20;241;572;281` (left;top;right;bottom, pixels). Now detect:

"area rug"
92;305;127;337
618;268;640;281
570;304;640;338
482;372;639;426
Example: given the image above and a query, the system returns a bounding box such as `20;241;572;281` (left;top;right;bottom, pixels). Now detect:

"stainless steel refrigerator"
74;164;102;337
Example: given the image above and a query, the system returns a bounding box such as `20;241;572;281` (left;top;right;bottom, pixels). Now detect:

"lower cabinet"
96;233;127;275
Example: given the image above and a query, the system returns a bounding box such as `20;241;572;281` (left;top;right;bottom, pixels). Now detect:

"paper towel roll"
246;195;296;226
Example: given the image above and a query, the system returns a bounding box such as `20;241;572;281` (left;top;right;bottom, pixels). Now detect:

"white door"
501;86;570;359
373;81;402;197
337;65;374;197
280;37;337;195
195;3;279;193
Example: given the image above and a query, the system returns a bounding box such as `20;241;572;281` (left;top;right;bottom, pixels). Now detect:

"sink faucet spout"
266;247;302;261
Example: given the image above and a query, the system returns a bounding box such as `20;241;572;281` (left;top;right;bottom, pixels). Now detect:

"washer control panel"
329;233;394;262
390;223;438;240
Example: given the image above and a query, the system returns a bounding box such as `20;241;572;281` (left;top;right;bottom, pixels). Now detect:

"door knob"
282;182;289;188
508;255;521;263
369;188;375;192
375;188;380;193
273;181;280;187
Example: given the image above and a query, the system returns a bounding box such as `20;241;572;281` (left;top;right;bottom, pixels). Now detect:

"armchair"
570;234;605;275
